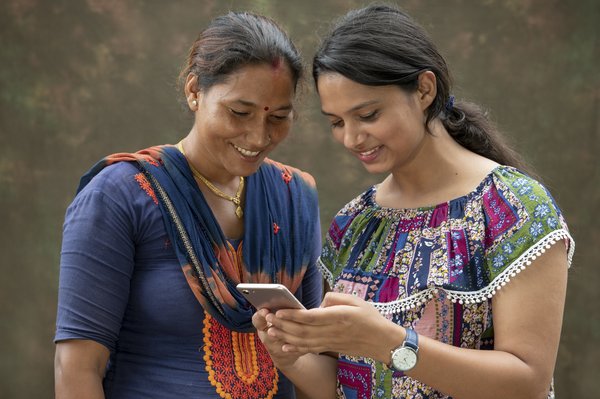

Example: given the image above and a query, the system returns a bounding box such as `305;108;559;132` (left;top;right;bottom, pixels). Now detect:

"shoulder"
492;166;559;203
261;158;317;189
324;188;373;243
326;187;376;233
72;161;159;215
338;187;375;216
487;166;568;231
80;162;140;191
480;166;574;272
321;188;375;250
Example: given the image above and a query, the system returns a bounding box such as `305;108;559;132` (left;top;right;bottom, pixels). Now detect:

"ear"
184;73;200;110
416;71;437;111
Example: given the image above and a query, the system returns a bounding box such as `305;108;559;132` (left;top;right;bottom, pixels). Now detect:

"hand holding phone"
236;283;306;312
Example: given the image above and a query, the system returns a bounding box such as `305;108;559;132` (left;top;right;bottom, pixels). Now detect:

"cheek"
269;122;292;143
211;116;245;139
331;129;345;144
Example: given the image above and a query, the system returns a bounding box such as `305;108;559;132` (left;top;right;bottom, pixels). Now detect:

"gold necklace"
176;141;245;219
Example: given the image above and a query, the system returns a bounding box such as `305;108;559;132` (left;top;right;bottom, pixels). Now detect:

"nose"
341;124;367;150
245;118;271;148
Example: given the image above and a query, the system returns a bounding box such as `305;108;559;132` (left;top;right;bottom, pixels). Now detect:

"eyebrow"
234;99;293;111
321;99;380;116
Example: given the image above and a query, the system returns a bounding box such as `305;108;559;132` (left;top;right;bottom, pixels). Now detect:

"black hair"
179;11;303;93
313;5;528;170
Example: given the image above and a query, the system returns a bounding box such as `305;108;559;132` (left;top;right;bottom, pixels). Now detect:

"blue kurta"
56;159;323;398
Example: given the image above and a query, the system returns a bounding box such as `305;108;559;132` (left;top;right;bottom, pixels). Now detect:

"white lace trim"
318;257;334;287
318;229;574;315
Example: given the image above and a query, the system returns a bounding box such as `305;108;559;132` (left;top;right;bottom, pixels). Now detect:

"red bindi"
271;57;282;69
264;106;270;111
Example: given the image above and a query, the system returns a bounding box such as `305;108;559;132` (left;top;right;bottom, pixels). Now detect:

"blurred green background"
1;0;598;397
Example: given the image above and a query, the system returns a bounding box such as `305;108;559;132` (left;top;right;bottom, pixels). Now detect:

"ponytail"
441;100;532;174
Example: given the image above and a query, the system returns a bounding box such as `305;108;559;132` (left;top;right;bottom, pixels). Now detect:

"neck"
382;120;497;208
178;135;242;197
181;132;239;186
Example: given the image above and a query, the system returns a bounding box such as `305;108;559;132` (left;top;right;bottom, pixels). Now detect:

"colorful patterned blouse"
318;166;574;399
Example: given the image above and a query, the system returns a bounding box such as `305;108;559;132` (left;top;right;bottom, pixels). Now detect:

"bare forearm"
55;368;105;399
55;340;109;399
279;353;338;399
365;321;552;399
402;336;552;399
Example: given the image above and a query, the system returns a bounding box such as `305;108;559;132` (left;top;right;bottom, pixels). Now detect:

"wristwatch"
389;328;419;372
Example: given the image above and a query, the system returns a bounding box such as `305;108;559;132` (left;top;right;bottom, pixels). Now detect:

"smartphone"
236;283;306;312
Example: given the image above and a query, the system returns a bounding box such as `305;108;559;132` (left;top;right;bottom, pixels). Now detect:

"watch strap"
386;327;419;370
404;328;419;351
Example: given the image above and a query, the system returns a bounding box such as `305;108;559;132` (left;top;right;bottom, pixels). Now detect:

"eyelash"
230;108;290;123
331;120;344;129
359;110;379;121
330;110;379;128
230;109;249;116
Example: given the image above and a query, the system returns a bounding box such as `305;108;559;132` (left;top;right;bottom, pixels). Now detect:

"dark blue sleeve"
300;257;323;309
55;166;137;353
298;188;323;310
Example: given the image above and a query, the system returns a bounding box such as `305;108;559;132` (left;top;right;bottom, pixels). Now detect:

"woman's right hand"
252;308;305;370
262;292;402;363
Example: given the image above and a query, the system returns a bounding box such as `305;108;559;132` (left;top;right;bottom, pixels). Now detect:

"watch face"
392;347;418;371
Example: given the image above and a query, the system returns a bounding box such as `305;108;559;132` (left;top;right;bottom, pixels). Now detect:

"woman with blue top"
253;5;573;399
54;12;322;398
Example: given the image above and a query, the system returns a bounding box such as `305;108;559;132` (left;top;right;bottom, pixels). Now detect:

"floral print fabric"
319;166;574;398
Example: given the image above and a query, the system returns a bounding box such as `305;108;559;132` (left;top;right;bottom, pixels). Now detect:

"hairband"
445;95;455;112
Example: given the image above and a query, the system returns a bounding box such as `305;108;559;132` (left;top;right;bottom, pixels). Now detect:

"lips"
356;145;382;163
360;147;379;156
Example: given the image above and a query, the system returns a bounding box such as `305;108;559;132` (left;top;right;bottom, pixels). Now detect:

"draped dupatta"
77;145;319;332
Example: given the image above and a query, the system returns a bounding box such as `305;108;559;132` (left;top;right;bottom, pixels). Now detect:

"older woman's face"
192;62;295;179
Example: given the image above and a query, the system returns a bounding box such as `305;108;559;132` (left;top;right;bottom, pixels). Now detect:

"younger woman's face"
317;73;429;175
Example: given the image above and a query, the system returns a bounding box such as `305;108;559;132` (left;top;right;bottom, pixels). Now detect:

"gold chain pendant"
176;141;245;219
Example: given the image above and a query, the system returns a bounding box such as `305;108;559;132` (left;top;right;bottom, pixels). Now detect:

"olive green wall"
1;0;598;397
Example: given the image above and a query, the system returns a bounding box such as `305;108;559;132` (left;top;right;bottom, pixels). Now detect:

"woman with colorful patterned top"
54;12;322;399
253;5;573;399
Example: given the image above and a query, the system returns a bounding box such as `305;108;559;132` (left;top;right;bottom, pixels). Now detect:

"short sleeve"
55;164;138;353
482;168;574;288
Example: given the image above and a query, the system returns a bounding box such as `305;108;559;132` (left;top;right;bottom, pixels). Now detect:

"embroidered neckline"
203;312;279;398
368;165;509;214
319;229;574;314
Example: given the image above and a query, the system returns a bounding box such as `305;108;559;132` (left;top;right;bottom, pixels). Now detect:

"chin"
231;161;264;177
362;163;390;175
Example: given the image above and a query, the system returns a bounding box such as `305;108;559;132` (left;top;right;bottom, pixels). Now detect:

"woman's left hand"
252;308;307;370
266;292;400;362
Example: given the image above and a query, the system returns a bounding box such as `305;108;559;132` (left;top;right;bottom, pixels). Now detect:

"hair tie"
445;95;455;112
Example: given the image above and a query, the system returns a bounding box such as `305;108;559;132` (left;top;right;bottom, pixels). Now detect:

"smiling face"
317;72;433;175
188;62;295;180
